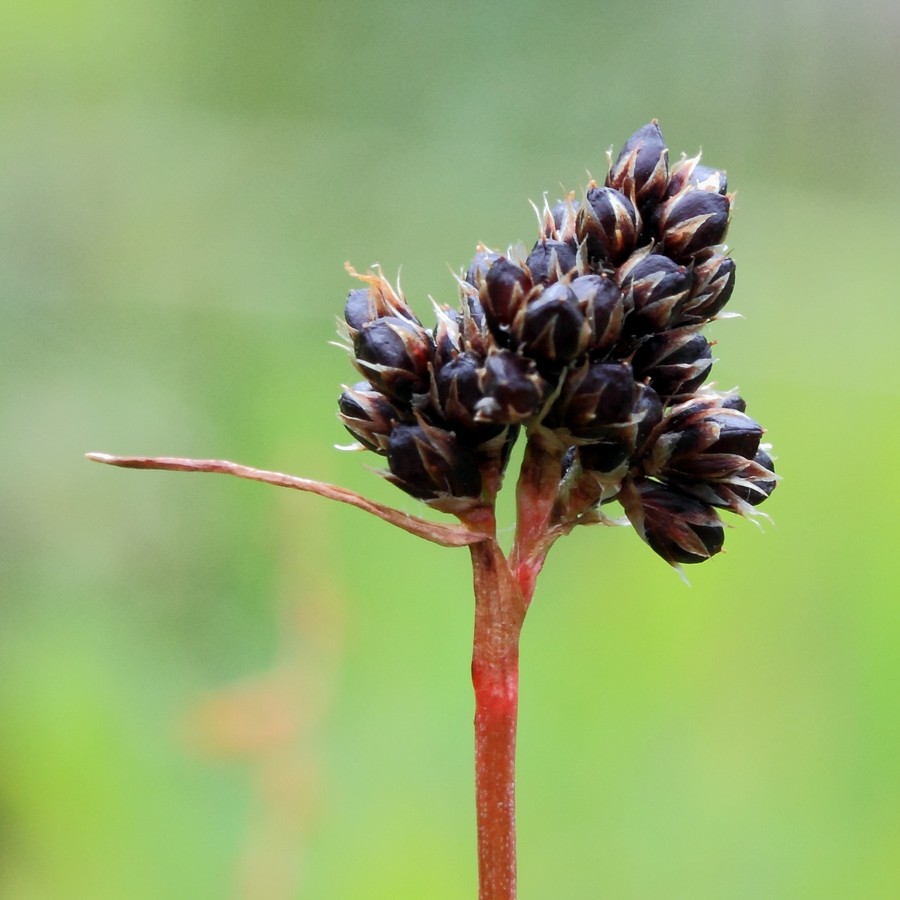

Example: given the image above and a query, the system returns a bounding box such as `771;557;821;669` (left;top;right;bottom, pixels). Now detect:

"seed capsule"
679;252;735;322
569;274;627;358
337;381;399;453
432;352;485;429
654;189;731;259
578;186;640;265
617;252;693;332
651;404;765;480
622;478;725;565
666;155;728;197
631;329;713;400
386;422;483;501
518;282;589;365
477;349;547;425
466;246;501;290
482;258;533;333
552;361;637;439
525;239;577;285
606;120;669;208
353;316;434;403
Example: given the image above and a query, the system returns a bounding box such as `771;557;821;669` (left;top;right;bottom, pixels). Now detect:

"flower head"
337;121;777;563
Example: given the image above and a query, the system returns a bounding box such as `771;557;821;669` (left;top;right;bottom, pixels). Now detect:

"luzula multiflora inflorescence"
339;120;777;567
90;121;777;900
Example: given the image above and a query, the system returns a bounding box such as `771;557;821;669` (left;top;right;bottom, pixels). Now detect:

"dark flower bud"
343;268;421;329
606;120;669;208
344;288;374;332
525;239;577;285
689;165;728;195
731;448;777;506
631;329;713;400
665;446;777;515
432;305;462;367
386;422;482;501
679;252;735;322
432;351;484;429
617;251;693;332
477;349;547;425
552;361;637;439
466;246;501;290
579;440;631;475
353;316;434;403
577;186;640;265
517;282;590;365
482;258;533;331
720;394;747;412
569;274;627;358
551;197;581;241
654;189;731;259
665;154;727;198
650;404;765;480
337;381;399;453
621;478;725;565
632;383;664;456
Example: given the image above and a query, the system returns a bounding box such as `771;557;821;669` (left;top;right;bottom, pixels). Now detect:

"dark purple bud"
569;274;627;357
732;449;777;506
617;252;693;332
665;155;726;198
579;440;631;474
654;189;731;259
622;479;725;565
353;316;434;403
654;406;765;481
680;252;735;322
433;352;484;429
477;349;547;425
337;381;399;453
386;423;482;501
554;362;637;438
632;330;713;400
607;120;669;207
689;165;728;195
466;246;501;289
518;282;589;365
632;383;664;456
344;288;373;332
720;394;747;412
551;198;581;240
525;239;577;285
483;258;532;330
432;306;461;366
578;186;640;265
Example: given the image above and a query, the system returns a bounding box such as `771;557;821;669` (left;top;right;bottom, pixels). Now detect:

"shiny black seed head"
525;239;577;285
353;316;434;403
631;330;713;401
578;186;640;265
477;349;547;425
517;282;589;365
606;120;669;208
623;479;725;565
654;189;731;260
386;422;482;501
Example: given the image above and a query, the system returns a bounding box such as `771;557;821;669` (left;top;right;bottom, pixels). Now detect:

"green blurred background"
2;0;899;896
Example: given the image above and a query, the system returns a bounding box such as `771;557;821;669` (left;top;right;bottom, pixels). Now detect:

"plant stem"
510;430;566;604
463;507;527;900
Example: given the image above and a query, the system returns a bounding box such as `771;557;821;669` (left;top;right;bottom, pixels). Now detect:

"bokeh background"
3;0;899;896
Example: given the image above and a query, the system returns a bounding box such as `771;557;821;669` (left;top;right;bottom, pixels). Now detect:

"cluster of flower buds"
337;121;777;563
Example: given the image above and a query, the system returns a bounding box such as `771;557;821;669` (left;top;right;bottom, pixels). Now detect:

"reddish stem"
510;430;566;603
467;528;527;900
